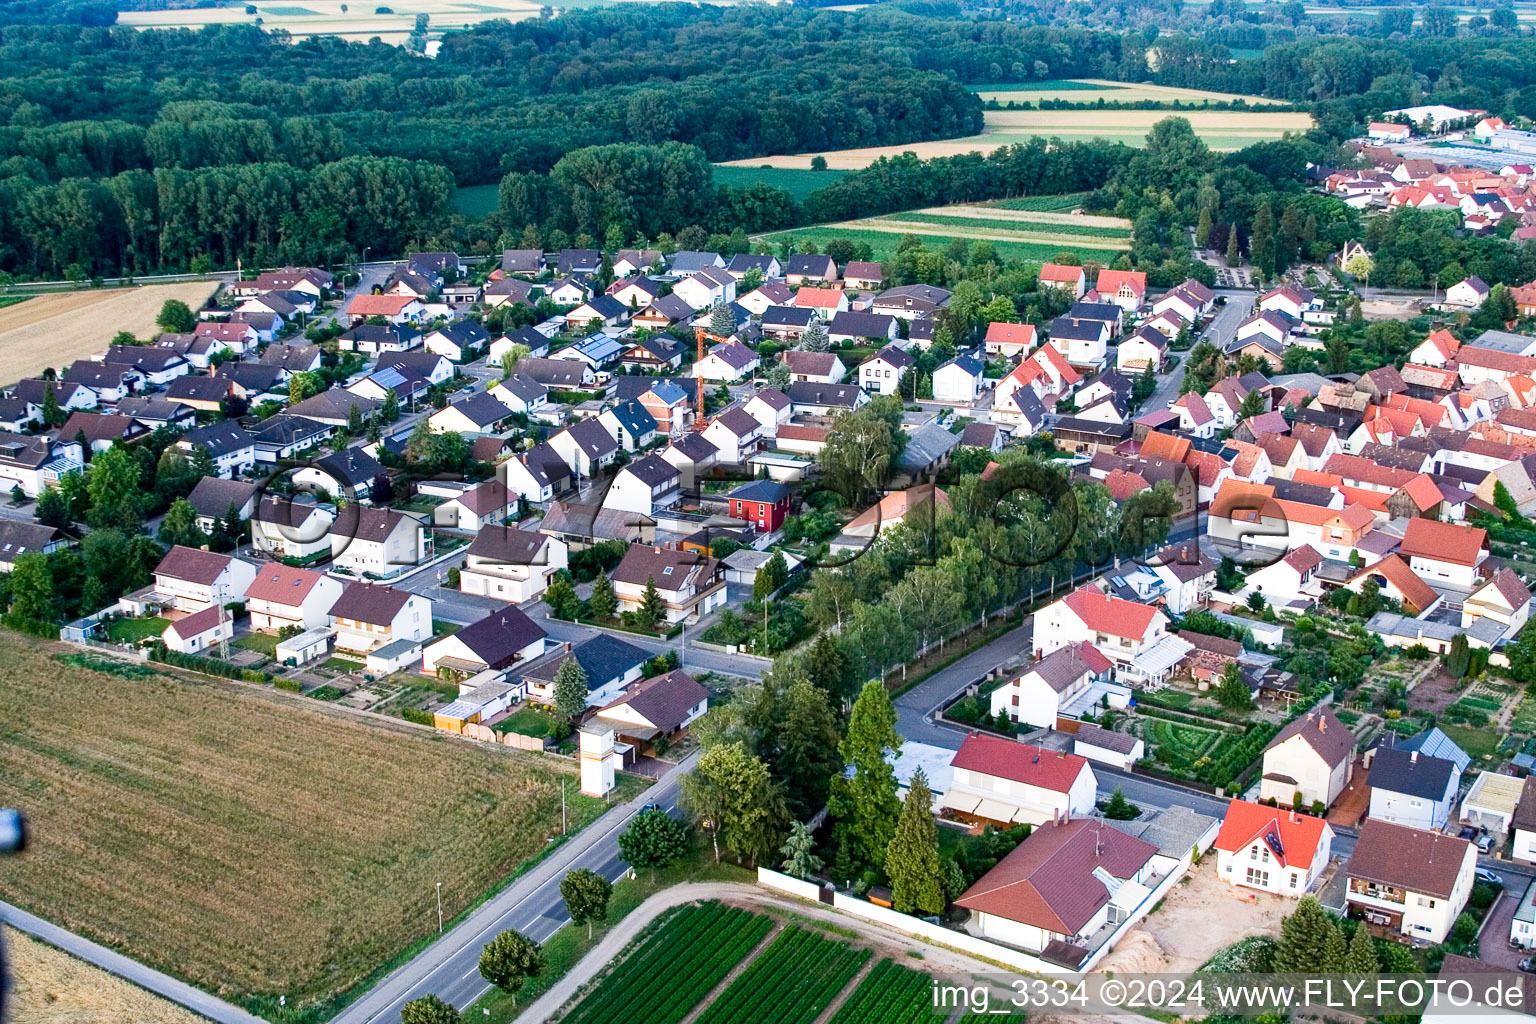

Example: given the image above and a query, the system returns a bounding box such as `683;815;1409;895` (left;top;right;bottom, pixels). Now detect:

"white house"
672;267;736;311
858;346;915;397
932;356;985;404
1345;819;1476;945
147;546;257;613
245;564;344;633
1037;263;1087;300
1116;326;1168;373
988;641;1122;730
250;496;334;561
160;605;235;655
328;506;425;577
610;543;726;623
457;527;569;604
701;407;763;465
1033;584;1190;687
1258;708;1356;809
1258;285;1319;322
694;341;759;382
1461;567;1531;638
1213;798;1333;897
939;732;1098;826
1366;747;1460;831
1513;778;1536;865
432;480;513;533
1399;517;1488;589
1446;277;1491;309
601;455;681;517
327;583;432;654
548;419;620;478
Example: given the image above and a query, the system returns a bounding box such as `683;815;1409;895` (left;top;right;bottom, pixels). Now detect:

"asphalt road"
331;753;696;1024
1145;289;1254;413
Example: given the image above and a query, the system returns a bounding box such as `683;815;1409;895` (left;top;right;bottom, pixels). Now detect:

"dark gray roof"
624;453;679;487
447;604;548;667
186;476;258;518
761;306;815;329
431;320;490;347
0;520;62;560
562;417;619;459
183;421;255;457
313;447;386;488
1049;317;1107;342
1367;747;1458;800
600;669;708;733
441;391;514;427
829;311;896;339
788;382;864;408
328;582;412;625
1068;301;1123;322
519;634;649;689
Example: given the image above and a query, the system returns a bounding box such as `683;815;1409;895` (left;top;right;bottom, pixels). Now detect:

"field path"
918;204;1132;229
836;217;1130;251
0;900;267;1024
514;882;1015;1024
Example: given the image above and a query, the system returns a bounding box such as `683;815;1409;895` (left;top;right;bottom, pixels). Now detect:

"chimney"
1319;716;1327;733
1410;750;1419;764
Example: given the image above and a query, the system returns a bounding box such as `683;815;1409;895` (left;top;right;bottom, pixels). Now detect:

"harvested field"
2;926;206;1024
0;282;219;382
972;78;1290;106
0;634;636;1019
1093;860;1290;974
719;108;1312;169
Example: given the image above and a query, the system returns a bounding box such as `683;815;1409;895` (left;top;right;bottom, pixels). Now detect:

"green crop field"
711;165;849;200
989;193;1090;212
754;225;1118;264
697;926;869;1024
452;184;500;217
826;959;946;1024
562;902;772;1024
894;212;1132;238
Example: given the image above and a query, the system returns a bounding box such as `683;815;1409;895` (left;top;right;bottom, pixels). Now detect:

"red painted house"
727;479;791;533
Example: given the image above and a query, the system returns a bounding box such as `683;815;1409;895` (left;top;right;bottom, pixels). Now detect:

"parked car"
1477;867;1504;887
1521;958;1536;974
1460;826;1478;840
1477;835;1496;854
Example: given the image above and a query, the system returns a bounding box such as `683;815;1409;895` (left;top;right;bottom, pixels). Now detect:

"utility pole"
436;881;443;933
561;780;567;835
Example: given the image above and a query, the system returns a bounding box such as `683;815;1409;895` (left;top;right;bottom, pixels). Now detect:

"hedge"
401;707;434;726
274;677;302;692
3;614;60;639
149;644;270;684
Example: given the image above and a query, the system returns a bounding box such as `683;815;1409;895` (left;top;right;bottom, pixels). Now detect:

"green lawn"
753;225;1115;264
1145;718;1223;759
1440;723;1503;761
711;164;850;200
235;632;280;656
324;656;363;672
492;707;561;738
451;184;499;218
105;617;170;643
432;620;461;638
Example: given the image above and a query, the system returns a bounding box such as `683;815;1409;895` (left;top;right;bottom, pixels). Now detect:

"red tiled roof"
950;733;1091;794
985;322;1037;347
1399;518;1487;567
245;565;329;606
1350;554;1438;614
1213;798;1329;870
1096;269;1147;297
1038;263;1084;285
1060;585;1158;639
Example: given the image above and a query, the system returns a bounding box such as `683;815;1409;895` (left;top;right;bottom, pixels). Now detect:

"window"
1418;897;1436;908
1245;867;1269;887
662;566;674;576
1290;873;1299;889
1011;695;1019;707
1251;845;1259;860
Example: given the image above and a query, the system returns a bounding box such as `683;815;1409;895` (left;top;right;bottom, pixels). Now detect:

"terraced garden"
557;903;949;1024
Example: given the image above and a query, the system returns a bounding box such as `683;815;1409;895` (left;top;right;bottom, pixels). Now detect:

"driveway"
1481;888;1527;969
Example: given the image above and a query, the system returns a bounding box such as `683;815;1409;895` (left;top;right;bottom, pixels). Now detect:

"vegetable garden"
826;959;946;1024
561;902;771;1024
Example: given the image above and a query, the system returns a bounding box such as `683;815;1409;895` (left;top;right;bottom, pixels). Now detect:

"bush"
149;644;269;683
4;614;59;639
274;677;302;692
402;707;434;726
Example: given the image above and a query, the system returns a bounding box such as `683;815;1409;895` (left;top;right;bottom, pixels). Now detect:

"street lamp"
435;881;443;933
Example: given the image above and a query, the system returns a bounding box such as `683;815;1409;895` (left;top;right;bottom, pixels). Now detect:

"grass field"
2;925;207;1024
0;281;219;382
452;184;500;218
710;164;850;200
971;78;1291;106
1440;723;1502;761
754;200;1131;264
0;633;640;1020
719;106;1311;170
104;616;170;644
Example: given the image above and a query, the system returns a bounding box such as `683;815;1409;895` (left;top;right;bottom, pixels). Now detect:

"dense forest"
6;0;1536;278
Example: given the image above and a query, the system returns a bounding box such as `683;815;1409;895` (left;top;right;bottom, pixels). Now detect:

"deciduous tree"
559;868;612;938
617;807;689;880
478;929;544;1000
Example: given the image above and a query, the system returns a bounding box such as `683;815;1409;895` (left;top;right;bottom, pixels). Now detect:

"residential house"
1399;517;1488;588
1048;317;1110;371
737;281;794;317
1462;567;1532;638
615;378;691;435
1093;269;1148;312
519;635;650;710
785;254;838;287
484;278;535;310
345;293;424;325
423;320;490;362
1213;798;1334;896
1512;777;1536;864
602;455;681;517
787;381;868;416
828;311;898;346
760;305;817;342
428;392;515;436
1033;584;1190;687
161;375;232;413
727;479;791;533
793;286;848;320
488;374;549;418
250;496;334;561
59;411;147;454
939;733;1098;826
457;526;569;603
858;346;915;396
1447;277;1491;308
185;477;258;534
548;418;620;478
1117;326;1168;373
701;407;763;465
694;341;759;382
327;506;425;576
988;641;1120;729
1367;747;1461;831
598;400;659;452
843;261;884;290
619;333;686;372
592;669;711;752
933;356;985;403
724;253;780;281
539;501;654;550
159;605;234;655
329;583;432;654
1259;708;1356;809
432;480;512;533
954;817;1157;956
148;546;257;612
503;443;574;503
564;294;629;332
838;484;949;545
245;565;344;633
0;520;67;572
744;388;792;437
672;267;736;311
1145;543;1218;614
1345;820;1476;944
1037;264;1088;300
250;415;335;464
983;322;1037;359
872;284;950;320
781;351;846;384
660;433;719;490
610;544;727;623
555;249;601;276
